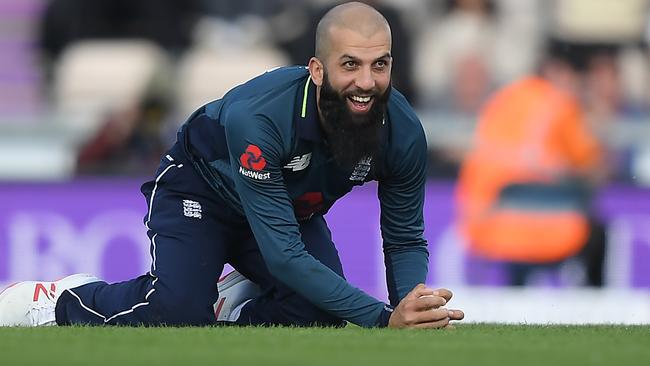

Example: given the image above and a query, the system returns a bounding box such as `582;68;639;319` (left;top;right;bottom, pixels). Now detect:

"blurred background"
1;0;650;323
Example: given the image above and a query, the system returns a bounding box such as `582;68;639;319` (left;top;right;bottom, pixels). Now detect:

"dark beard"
318;72;390;169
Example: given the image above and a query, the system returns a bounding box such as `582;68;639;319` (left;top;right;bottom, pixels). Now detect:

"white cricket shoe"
0;273;101;327
214;270;261;322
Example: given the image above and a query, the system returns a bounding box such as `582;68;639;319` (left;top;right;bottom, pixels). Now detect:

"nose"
354;67;376;91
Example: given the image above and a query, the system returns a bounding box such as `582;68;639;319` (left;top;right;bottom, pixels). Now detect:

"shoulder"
372;89;427;184
226;66;309;103
385;89;427;152
221;67;308;131
378;89;427;177
220;67;309;155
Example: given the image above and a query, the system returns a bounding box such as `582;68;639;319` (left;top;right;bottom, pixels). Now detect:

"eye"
375;59;389;69
343;60;357;69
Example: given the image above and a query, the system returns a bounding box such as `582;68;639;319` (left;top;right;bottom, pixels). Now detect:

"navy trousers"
55;144;346;327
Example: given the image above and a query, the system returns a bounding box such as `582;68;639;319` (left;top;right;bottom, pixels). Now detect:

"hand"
388;284;464;329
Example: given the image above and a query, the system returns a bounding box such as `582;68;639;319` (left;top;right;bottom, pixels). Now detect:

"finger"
412;317;450;329
432;288;453;303
429;308;451;321
410;307;450;324
405;284;434;301
412;296;447;311
448;309;465;320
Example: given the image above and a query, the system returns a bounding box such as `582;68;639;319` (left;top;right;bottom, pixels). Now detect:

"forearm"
261;243;390;327
384;244;429;305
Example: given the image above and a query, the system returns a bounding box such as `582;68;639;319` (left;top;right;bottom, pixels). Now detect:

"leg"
577;217;607;287
506;262;531;286
228;216;346;327
56;148;235;325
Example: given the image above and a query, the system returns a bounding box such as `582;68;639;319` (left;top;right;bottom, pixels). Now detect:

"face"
309;26;392;168
311;26;392;116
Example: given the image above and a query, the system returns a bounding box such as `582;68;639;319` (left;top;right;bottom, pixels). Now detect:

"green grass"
1;324;648;366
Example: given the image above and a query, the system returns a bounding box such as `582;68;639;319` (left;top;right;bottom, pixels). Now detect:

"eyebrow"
339;53;392;62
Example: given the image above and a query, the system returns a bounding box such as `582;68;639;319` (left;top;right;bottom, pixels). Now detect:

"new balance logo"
33;283;56;301
183;200;202;219
283;153;312;172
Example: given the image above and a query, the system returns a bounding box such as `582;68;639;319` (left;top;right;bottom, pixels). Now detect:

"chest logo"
349;156;372;182
283;153;312;172
183;200;202;219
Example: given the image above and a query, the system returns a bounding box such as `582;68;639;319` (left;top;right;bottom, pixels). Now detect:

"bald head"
315;2;391;60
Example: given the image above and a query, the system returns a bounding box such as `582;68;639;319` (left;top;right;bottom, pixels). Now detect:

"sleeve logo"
238;144;270;180
240;144;267;170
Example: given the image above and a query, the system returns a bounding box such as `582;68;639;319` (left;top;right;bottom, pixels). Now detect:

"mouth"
346;95;374;113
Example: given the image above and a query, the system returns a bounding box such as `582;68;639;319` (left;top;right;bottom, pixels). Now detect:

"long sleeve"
224;104;391;327
378;120;429;306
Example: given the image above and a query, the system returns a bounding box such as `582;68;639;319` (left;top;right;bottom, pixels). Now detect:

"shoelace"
27;298;57;326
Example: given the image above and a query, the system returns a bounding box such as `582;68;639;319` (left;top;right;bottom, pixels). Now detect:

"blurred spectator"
75;94;169;176
414;0;498;114
455;47;607;286
414;0;501;179
37;0;199;176
581;47;650;184
546;0;650;184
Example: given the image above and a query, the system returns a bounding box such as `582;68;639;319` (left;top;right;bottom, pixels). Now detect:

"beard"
318;72;391;169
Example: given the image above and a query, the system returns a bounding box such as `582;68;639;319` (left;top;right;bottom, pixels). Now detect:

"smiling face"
308;12;393;168
310;25;392;119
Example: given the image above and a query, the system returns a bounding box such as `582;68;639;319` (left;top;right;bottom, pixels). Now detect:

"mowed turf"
1;324;648;366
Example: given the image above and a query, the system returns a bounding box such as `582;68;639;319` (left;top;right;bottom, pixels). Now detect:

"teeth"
350;95;371;103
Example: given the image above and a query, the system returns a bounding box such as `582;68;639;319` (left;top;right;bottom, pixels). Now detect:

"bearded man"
0;2;463;329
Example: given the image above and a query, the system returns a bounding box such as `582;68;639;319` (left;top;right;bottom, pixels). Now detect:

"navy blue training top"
177;66;428;327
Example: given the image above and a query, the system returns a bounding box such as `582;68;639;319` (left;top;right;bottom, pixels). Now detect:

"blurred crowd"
1;0;650;185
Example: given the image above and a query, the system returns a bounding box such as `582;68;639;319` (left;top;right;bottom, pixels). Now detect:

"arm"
376;129;465;327
225;109;389;327
378;125;429;305
224;106;462;328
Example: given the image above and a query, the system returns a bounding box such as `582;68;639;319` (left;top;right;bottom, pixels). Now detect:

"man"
0;2;464;328
455;43;605;285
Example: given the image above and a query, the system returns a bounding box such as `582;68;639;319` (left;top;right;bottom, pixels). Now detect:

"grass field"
1;324;648;366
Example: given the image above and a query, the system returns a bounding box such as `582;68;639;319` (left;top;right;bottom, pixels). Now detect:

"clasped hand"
388;284;464;329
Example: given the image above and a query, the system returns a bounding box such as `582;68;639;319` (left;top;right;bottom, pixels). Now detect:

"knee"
147;288;215;326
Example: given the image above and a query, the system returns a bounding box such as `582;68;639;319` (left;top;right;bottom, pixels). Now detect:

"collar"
294;75;323;142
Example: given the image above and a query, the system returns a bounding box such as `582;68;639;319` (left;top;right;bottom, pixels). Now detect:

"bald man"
0;2;463;329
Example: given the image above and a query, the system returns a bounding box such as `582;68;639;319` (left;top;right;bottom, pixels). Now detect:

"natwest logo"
239;166;270;180
240;144;266;171
239;144;270;180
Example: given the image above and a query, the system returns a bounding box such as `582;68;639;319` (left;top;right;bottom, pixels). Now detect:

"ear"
308;57;324;86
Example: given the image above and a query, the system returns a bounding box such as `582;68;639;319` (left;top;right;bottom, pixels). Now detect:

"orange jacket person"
456;58;602;264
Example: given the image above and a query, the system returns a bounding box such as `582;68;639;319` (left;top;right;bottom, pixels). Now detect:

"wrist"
376;304;394;327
